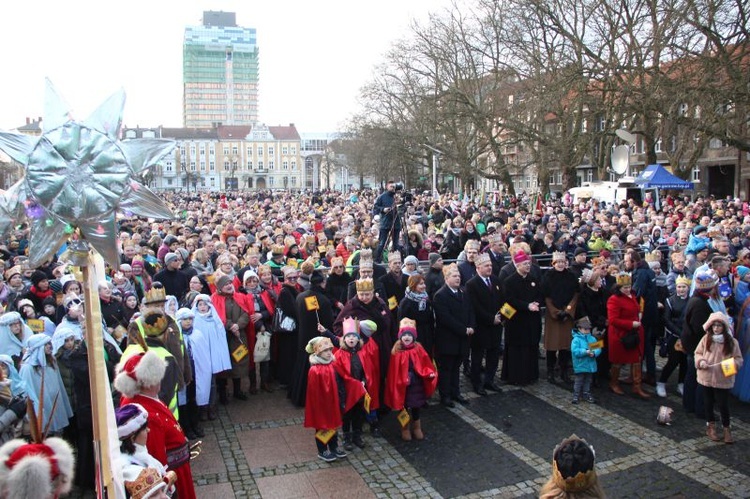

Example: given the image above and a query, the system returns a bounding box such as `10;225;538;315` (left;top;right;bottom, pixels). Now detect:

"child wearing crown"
385;318;437;441
303;337;366;462
333;318;375;451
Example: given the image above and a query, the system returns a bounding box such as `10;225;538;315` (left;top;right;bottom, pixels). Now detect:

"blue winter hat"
737;266;750;281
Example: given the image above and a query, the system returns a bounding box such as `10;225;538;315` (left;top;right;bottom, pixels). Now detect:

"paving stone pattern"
69;362;750;498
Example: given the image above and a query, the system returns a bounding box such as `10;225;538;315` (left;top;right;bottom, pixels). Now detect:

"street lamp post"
422;144;444;198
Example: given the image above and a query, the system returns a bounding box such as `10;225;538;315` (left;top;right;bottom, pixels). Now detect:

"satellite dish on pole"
615;129;636;144
611;145;630;175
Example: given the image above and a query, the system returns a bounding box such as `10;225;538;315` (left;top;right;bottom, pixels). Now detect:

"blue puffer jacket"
571;329;601;374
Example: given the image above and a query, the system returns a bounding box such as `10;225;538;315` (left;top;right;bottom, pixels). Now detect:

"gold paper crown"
616;272;632;286
675;275;692;287
356;278;374;292
488;233;503;244
246;246;260;256
125;467;166;499
474;252;491;266
399;317;417;331
645;251;661;263
271;244;285;255
551;434;599;493
591;257;605;266
359;249;373;269
141;310;169;337
143;286;166;304
552;251;567;263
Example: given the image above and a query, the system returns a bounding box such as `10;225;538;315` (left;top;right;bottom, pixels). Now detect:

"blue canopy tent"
633;164;694;209
634;164;694;190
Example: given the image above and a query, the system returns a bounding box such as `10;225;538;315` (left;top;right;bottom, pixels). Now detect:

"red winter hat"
513;251;531;264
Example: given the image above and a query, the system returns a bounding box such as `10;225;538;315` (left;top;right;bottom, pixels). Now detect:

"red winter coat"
384;342;437;411
606;292;644;364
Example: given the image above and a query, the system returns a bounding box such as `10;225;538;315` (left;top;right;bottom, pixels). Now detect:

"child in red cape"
333;318;376;451
303;336;366;462
385;318;438;441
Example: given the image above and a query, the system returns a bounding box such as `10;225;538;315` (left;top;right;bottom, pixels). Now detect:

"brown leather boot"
401;422;412;441
411;419;424;440
631;364;651;399
609;365;624;395
706;422;721;442
723;426;734;444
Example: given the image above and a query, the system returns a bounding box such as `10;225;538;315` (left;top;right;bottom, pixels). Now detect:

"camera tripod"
381;203;409;261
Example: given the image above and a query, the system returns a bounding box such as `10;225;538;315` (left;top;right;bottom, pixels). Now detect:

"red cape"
332;347;376;412
384;344;438;411
121;394;196;499
304;361;366;429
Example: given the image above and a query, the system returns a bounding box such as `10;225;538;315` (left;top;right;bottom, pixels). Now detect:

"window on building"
525;176;531;189
679;103;688;116
269;146;274;155
209;146;215;155
190;162;196;171
556;172;563;185
586;170;593;182
247;147;252;156
598;116;606;131
190;147;196;156
258;161;264;170
200;161;205;171
199;146;205;155
292;176;297;186
291;146;296;154
210;161;215;171
692;166;701;182
269;161;274;170
282;146;288;155
655;137;662;153
223;146;229;155
269;176;274;187
167;178;172;186
508;94;514;107
224;160;229;170
581;119;587;133
549;174;555;186
291;161;296;170
125;130;136;139
282;161;288;170
210;177;215;185
670;136;677;153
180;147;186;156
232;146;238;155
232;161;238;170
257;146;263;155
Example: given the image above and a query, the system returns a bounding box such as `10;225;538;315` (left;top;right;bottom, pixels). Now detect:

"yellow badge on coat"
26;319;45;333
590;340;604;350
231;343;249;363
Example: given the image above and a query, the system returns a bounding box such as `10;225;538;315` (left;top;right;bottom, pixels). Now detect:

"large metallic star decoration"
0;79;175;268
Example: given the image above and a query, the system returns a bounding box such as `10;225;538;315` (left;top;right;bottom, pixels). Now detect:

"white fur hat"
114;351;167;398
0;437;75;499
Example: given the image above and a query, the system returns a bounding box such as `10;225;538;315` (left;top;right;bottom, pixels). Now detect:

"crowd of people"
0;181;748;497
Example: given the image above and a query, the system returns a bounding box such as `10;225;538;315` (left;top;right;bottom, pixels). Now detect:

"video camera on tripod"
393;182;413;213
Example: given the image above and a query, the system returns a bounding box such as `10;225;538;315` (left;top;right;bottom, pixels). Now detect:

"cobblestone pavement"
71;362;750;498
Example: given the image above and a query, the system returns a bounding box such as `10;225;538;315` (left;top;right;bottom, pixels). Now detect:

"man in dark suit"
465;253;505;395
486;233;506;276
458;240;480;287
433;263;475;407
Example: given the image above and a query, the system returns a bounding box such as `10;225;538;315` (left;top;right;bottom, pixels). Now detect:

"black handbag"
620;329;640;350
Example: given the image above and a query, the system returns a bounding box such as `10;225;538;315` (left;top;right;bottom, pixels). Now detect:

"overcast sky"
0;0;449;134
